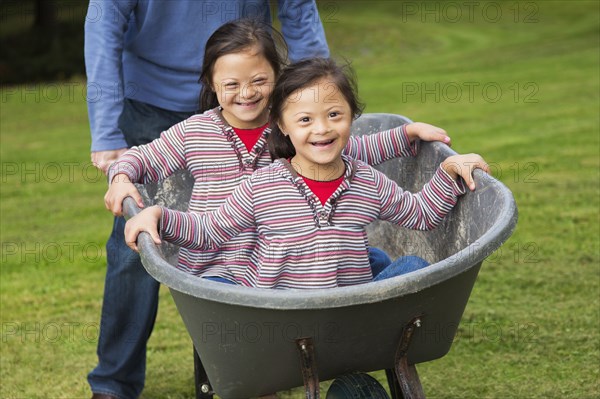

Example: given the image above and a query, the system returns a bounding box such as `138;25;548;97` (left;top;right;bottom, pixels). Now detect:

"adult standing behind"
84;2;329;398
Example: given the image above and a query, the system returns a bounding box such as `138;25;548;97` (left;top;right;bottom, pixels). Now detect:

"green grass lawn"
1;1;599;398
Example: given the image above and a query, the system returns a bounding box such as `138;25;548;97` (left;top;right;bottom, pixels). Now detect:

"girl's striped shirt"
160;155;466;289
109;108;418;279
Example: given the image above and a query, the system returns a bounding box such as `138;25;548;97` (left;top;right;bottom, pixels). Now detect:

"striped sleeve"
374;165;466;230
160;177;256;250
344;124;418;166
108;119;187;184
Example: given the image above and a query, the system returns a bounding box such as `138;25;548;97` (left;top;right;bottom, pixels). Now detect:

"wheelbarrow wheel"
326;372;390;399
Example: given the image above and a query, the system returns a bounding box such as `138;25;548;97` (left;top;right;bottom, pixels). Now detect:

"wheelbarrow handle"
122;195;143;219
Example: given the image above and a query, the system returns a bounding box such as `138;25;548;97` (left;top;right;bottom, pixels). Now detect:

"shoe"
91;394;119;399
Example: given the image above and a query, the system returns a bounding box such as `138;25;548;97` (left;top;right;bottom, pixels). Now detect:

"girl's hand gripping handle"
124;205;162;253
104;173;145;216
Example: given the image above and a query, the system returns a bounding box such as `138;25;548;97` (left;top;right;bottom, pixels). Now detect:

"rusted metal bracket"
296;337;320;399
387;316;426;399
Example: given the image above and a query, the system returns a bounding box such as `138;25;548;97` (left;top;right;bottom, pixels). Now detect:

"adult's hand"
91;148;128;175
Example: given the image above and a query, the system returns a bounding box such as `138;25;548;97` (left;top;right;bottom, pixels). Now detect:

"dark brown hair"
198;19;287;112
268;58;364;160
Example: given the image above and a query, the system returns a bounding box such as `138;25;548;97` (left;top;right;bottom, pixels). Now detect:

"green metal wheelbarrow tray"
123;113;518;398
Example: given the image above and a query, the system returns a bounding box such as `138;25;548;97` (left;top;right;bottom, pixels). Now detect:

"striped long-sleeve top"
109;108;418;279
161;155;466;289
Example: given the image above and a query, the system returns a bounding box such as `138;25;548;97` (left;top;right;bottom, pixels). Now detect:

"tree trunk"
34;0;56;29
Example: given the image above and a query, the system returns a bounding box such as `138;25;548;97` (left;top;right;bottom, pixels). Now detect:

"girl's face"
211;46;275;128
279;78;352;180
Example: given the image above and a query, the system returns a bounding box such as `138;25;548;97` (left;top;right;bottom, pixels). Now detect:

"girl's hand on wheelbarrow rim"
124;206;162;252
405;122;452;146
441;153;490;191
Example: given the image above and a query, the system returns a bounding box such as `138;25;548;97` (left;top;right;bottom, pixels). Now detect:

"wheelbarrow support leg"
296;337;320;399
386;316;426;399
193;345;214;399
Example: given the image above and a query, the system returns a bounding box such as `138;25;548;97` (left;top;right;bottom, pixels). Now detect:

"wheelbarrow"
123;113;518;398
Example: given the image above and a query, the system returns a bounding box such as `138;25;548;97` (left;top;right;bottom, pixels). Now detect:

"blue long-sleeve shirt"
84;0;329;152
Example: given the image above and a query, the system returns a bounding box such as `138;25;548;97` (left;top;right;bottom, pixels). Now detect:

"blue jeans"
369;247;393;277
372;255;430;281
88;99;193;399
